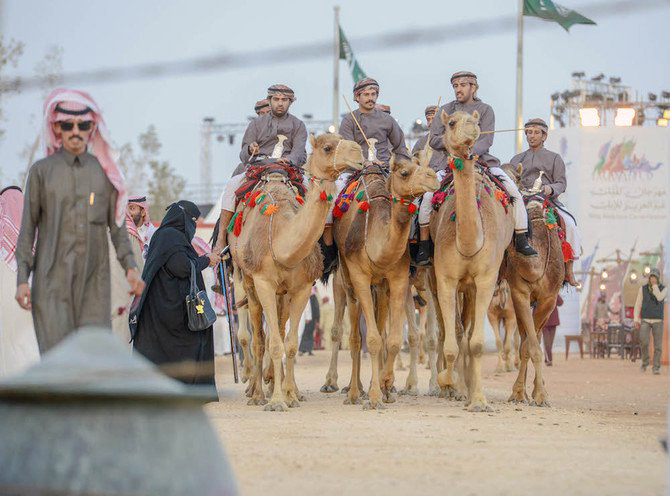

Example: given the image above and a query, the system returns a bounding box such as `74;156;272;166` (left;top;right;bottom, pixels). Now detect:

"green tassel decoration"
450;211;456;222
355;190;365;201
546;207;558;226
327;194;333;202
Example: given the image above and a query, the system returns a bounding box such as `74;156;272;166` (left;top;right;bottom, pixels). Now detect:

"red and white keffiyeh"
42;88;127;227
0;187;24;272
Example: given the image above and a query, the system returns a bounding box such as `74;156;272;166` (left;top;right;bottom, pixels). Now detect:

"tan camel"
430;110;515;412
487;279;520;372
335;157;439;409
501;163;564;407
320;267;347;393
230;134;363;411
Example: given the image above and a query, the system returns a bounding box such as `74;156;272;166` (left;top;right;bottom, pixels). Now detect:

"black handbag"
186;261;217;331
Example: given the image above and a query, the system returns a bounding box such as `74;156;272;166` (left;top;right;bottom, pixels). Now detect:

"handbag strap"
189;260;198;295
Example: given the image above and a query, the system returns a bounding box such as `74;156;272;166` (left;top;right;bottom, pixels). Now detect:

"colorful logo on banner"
592;139;663;179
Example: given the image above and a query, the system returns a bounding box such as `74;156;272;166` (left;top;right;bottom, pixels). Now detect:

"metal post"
333;6;341;132
200;117;214;205
515;0;524;154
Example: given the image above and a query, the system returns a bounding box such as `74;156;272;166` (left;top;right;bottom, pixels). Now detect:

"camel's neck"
365;177;413;266
453;158;483;255
274;177;336;268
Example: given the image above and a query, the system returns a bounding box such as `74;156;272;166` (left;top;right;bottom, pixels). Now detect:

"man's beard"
132;213;143;226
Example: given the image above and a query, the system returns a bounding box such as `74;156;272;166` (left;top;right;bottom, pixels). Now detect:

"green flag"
524;0;596;31
339;26;367;83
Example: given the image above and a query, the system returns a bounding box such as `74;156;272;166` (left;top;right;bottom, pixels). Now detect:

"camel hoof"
383;392;397;403
343;395;361;405
399;386;419;396
453;392;467;402
360;391;369;400
320;384;339;393
505;365;514;373
247;397;267;406
530;399;550;408
390;385;397;393
508;395;527;404
264;401;289;412
427;386;440;397
468;402;493;413
241;375;249;384
363;400;385;410
288;399;300;408
341;386;350;394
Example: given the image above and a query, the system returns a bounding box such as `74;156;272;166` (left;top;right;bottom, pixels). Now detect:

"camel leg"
379;275;406;404
343;299;364;405
234;270;254;385
436;278;459;399
503;311;518;372
418;304;427;366
465;280;496;412
509;290;535;403
252;278;288;412
424;295;440;396
352;279;384;410
513;325;520;369
321;273;347;393
529;296;557;407
400;287;420;396
489;312;505;373
283;285;312;407
246;287;267;406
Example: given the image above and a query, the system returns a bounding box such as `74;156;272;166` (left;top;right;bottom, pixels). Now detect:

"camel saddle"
333;164;389;217
234;159;306;205
432;159;512;212
523;193;568;232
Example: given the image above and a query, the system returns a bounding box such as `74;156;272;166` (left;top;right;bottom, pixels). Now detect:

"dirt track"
207;351;668;496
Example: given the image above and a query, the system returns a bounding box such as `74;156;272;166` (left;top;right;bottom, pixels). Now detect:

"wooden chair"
565;335;584;360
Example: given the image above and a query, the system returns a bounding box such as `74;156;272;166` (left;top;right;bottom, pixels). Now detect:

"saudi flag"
339;27;367;83
524;0;596;31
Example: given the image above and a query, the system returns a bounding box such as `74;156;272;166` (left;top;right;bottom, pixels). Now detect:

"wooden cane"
342;95;372;150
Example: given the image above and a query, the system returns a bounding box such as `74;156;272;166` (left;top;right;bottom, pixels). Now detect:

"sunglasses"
59;121;93;132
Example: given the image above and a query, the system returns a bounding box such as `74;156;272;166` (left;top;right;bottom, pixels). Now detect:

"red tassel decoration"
233;210;243;237
320;191;328;202
249;191;261;208
408;203;417;214
561;240;573;263
296;195;305;205
333;204;343;219
357;201;369;213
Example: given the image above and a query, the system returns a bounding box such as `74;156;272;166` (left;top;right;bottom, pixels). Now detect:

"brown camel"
230;134;363;411
430;110;515;412
335;157;439;409
500;163;564;407
487;279;520;372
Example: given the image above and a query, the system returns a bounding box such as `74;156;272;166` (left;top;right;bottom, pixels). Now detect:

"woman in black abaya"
132;200;220;386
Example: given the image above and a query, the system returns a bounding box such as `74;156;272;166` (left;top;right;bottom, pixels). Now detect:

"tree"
0;37;24;183
119;125;185;223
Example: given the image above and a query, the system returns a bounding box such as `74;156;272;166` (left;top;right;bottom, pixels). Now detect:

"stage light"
591;73;604;82
609;77;621;84
663;109;670;119
629;271;638;281
302;113;314;120
415;119;422;126
658;118;669;127
614;108;636;127
576;282;583;290
571;71;585;79
599;283;606;291
663;91;670;99
216;134;224;143
644;265;651;275
327;125;336;133
601;270;609;279
580;108;600;127
648;93;657;102
228;134;235;145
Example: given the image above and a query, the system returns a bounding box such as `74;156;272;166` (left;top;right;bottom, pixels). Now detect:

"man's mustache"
68;136;83;141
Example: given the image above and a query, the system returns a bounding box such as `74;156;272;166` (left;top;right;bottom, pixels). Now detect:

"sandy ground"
206;350;669;496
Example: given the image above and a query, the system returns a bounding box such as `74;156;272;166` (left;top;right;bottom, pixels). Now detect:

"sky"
1;0;669;199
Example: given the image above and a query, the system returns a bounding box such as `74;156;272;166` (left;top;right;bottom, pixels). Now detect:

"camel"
230;134;363;411
334;156;439;409
500;163;564;407
430;110;515;412
486;279;520;372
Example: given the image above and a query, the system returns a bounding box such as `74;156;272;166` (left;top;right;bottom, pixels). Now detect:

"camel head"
500;162;522;187
440;110;481;158
388;154;440;199
307;133;364;180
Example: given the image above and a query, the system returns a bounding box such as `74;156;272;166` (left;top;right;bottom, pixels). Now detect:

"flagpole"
333;5;341;133
515;0;524;154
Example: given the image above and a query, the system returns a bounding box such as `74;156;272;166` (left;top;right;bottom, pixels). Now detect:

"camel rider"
415;71;537;266
510;118;581;286
321;78;412;270
411;105;448;172
213;84;307;253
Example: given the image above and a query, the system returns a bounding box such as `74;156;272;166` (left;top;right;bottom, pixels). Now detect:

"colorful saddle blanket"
431;159;512;213
332;164;388;218
234;160;306;203
523;193;574;261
